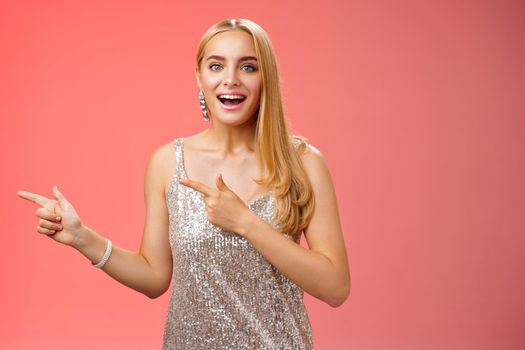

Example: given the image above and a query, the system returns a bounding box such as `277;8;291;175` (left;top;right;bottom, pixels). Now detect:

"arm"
73;144;173;298
180;145;351;307
240;145;350;307
18;144;173;299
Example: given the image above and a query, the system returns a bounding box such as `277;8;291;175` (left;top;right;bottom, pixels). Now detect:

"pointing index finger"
17;190;51;207
179;178;214;197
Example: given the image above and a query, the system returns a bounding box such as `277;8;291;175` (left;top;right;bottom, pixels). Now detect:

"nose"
223;67;240;86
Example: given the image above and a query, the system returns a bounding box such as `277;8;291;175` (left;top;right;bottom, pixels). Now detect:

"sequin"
162;138;314;349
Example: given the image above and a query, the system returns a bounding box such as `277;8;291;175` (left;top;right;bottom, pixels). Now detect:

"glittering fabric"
162;138;314;350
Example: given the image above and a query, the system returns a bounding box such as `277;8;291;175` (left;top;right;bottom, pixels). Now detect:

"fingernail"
56;216;61;220
50;230;55;234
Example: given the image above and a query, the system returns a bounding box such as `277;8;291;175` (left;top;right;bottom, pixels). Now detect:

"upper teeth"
219;94;245;99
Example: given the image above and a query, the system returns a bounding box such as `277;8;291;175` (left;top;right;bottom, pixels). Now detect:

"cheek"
249;79;262;103
253;87;262;106
201;78;220;102
200;73;220;90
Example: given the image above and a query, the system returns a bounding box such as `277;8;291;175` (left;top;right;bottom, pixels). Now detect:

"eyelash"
209;63;257;72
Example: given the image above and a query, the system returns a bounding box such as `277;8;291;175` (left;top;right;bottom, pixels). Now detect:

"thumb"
52;185;70;205
216;173;232;193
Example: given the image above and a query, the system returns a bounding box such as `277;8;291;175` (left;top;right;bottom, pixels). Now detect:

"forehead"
204;30;256;58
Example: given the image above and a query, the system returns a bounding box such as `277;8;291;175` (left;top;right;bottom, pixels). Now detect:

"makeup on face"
198;30;262;121
217;93;246;110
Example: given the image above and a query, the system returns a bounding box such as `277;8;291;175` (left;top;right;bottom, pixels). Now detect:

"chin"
213;115;256;126
210;109;259;126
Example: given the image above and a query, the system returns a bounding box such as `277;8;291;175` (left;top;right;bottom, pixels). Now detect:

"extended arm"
72;145;173;298
18;144;174;299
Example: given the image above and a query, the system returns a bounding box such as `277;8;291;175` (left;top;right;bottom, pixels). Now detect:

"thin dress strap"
173;138;184;179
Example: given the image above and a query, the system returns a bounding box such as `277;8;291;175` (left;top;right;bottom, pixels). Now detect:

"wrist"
237;210;263;238
71;225;109;266
71;224;95;250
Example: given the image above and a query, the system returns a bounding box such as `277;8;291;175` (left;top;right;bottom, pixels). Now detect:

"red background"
2;0;525;349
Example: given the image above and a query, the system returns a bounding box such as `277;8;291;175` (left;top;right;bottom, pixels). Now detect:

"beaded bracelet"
92;238;112;269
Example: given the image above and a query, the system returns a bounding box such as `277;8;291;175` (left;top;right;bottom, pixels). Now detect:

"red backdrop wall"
2;0;524;349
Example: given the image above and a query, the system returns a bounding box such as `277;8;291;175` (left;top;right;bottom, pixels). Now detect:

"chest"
166;180;277;249
182;144;270;205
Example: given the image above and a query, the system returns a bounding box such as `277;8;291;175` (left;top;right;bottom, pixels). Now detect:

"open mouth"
217;94;246;106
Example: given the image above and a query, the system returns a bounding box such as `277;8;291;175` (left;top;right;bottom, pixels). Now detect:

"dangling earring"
199;90;209;122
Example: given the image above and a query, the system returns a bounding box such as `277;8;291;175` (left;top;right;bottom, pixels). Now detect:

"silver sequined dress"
162;137;314;349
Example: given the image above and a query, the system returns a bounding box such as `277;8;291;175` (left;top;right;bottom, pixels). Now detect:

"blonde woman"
18;18;350;349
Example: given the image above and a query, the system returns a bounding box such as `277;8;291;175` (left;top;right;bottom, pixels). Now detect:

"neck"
202;118;258;157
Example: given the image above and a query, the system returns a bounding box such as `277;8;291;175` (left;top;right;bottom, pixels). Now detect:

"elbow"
326;279;351;308
146;287;168;299
145;281;171;299
146;291;163;299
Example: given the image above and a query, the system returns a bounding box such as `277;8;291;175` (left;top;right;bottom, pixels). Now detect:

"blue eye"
242;65;256;72
209;63;222;71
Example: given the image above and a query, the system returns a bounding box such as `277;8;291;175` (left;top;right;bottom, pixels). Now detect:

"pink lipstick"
217;93;246;111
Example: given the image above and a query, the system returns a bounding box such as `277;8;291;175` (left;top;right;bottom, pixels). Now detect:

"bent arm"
72;145;173;299
241;145;350;307
72;226;169;299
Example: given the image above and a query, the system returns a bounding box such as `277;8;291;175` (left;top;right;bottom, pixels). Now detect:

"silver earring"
199;90;209;122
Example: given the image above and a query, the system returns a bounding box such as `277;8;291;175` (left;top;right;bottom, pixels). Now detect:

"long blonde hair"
196;19;314;237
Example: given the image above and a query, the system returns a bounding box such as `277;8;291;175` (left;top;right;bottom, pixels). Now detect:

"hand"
179;174;258;235
17;186;84;247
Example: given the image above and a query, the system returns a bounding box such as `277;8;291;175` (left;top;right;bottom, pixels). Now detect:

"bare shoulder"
148;140;177;170
302;143;323;161
153;139;177;159
291;135;323;159
291;136;331;183
145;139;178;193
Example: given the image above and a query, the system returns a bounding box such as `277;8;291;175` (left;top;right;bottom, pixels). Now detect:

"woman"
18;18;350;349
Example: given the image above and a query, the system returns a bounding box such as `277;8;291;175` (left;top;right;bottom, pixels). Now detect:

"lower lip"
219;99;245;111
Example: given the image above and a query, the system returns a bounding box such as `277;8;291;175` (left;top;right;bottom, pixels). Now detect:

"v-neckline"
179;138;273;208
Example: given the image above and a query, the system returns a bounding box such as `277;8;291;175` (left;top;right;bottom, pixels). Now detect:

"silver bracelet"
92;238;112;269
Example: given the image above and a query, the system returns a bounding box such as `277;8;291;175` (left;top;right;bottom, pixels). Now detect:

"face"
196;30;262;126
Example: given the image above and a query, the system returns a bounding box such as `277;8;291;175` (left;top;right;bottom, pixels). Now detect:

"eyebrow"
205;55;258;62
